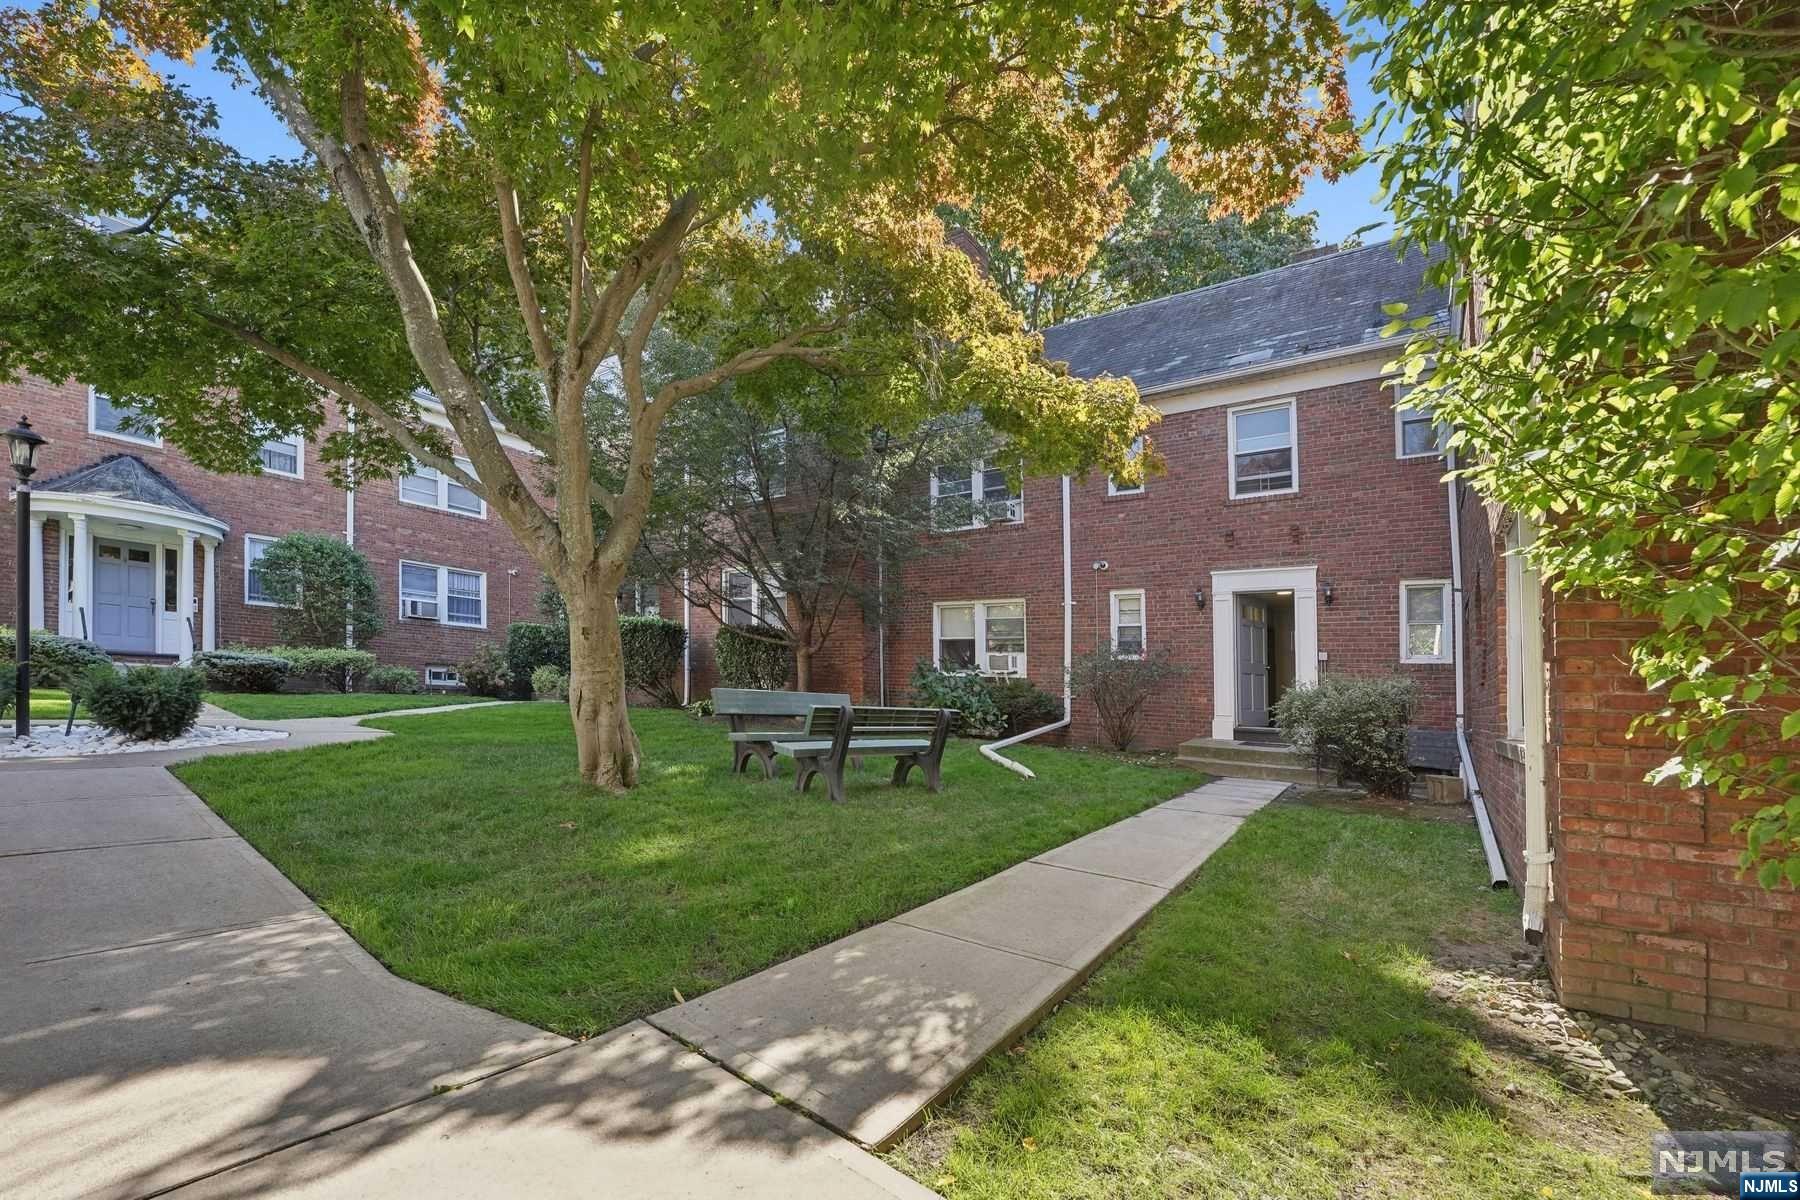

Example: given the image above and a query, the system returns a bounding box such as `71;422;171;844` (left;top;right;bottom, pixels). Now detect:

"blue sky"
160;30;1392;248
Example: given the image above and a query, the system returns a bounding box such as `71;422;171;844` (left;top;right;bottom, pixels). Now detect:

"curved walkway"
0;705;933;1200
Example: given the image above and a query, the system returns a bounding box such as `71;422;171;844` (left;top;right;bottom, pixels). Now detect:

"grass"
10;688;80;721
172;705;1198;1035
202;691;494;720
888;802;1660;1200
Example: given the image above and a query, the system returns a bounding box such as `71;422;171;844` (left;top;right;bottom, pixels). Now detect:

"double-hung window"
1394;386;1449;459
722;568;782;627
931;460;1022;529
244;535;278;606
935;600;1026;675
1108;435;1147;496
1110;589;1146;656
400;561;486;627
1228;399;1296;497
259;432;304;477
1401;580;1452;664
399;458;485;517
89;388;161;446
618;580;661;617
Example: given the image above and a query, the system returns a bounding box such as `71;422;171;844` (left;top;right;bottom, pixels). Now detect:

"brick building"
677;242;1463;757
0;375;543;684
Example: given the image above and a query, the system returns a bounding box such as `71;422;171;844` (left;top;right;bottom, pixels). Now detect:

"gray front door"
92;540;157;653
1236;596;1270;728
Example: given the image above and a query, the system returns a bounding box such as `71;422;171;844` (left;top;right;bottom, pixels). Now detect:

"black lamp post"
7;415;46;738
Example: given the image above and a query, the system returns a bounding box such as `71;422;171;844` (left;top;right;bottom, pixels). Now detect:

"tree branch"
494;172;558;382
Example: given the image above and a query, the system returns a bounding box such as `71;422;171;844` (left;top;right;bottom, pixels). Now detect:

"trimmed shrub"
364;665;423;694
193;649;290;693
0;626;113;690
1273;673;1418;798
531;665;569;702
0;661;14;718
252;532;384;648
714;624;793;691
457;643;514;698
987;677;1063;738
684;696;715;719
82;664;204;741
1069;646;1191;750
621;616;686;706
910;663;1003;739
261;645;377;693
506;622;569;698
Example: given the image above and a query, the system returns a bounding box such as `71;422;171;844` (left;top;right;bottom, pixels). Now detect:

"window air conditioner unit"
403;598;439;620
985;653;1023;676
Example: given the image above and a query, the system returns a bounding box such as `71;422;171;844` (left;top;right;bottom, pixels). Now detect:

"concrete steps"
1175;737;1327;785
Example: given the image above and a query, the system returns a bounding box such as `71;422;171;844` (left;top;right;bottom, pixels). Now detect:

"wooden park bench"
713;687;853;779
773;704;954;804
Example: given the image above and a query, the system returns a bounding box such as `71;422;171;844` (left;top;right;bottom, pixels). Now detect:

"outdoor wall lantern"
6;415;47;739
1192;587;1206;610
1322;583;1336;606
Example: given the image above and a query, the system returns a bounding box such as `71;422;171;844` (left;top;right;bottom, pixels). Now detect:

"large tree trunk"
565;571;640;789
795;643;813;691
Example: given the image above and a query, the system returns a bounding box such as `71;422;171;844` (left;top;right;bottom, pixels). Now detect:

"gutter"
1447;445;1509;890
1136;339;1414;399
981;475;1073;778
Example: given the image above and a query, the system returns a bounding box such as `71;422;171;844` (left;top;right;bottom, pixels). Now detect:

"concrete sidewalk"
651;776;1287;1148
0;711;935;1200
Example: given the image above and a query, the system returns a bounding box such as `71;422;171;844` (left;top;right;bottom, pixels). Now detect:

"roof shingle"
34;453;221;522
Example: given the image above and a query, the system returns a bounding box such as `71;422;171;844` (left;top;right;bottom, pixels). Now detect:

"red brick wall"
849;373;1459;748
1546;594;1800;1047
0;375;543;679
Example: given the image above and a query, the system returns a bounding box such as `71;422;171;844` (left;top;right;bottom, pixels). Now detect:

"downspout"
876;548;887;705
1448;445;1509;889
345;409;358;650
1517;516;1553;942
681;567;691;706
981;475;1072;778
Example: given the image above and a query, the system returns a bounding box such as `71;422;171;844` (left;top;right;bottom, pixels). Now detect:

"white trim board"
1149;348;1395;417
1209;564;1319;740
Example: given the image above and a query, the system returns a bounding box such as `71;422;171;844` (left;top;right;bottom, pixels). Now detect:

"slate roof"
34;453;221;522
1041;240;1450;394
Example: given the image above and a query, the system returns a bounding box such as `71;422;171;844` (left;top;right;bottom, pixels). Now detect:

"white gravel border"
1;724;288;760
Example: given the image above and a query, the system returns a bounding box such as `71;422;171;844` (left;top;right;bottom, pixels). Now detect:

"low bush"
364;665;423;694
0;661;14;718
82;664;204;741
193;649;290;693
910;663;1004;739
260;645;377;693
1069;646;1191;750
987;677;1063;737
457;643;514;698
531;664;569;702
0;626;113;690
1273;673;1419;797
506;623;569;698
714;624;793;691
684;696;716;718
621;616;686;706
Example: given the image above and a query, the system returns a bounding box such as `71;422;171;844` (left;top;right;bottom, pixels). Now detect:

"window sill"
397;496;489;521
1225;488;1298;503
1496;737;1526;765
93;428;163;449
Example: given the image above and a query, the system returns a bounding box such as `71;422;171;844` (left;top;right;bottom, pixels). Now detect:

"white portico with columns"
24;454;226;659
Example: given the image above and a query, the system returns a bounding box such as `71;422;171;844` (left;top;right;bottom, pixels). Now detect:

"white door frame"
1210;564;1318;740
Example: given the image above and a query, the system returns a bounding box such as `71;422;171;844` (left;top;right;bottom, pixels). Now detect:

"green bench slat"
772;737;932;756
713;688;850;718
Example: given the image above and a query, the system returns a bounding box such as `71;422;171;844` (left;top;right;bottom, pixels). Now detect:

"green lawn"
11;688;80;721
889;802;1660;1200
172;705;1198;1035
203;691;495;720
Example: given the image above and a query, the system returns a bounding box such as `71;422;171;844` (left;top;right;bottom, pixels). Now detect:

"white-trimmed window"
1227;399;1296;498
398;458;486;517
1110;589;1146;657
399;560;487;627
244;535;278;606
1401;579;1452;664
730;430;787;500
259;432;304;477
425;666;461;688
89;388;161;447
1108;436;1147;497
618;580;661;617
935;600;1026;676
1395;387;1449;459
722;568;782;627
931;460;1023;530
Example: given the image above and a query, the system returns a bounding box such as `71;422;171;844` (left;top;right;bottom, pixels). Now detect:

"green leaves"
1356;0;1800;888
